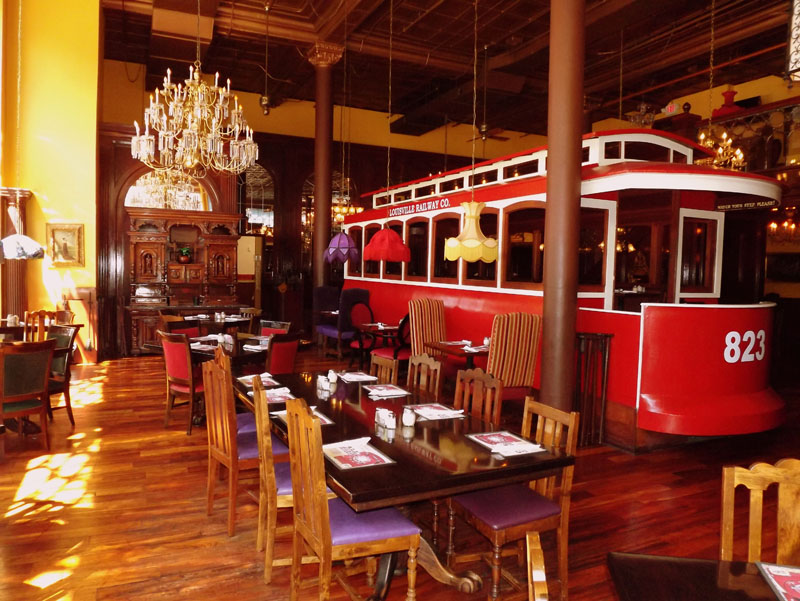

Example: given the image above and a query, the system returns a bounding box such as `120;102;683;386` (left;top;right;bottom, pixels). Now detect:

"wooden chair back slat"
720;458;800;565
23;310;56;342
286;397;331;558
453;368;503;426
370;354;399;385
407;353;442;401
522;397;579;500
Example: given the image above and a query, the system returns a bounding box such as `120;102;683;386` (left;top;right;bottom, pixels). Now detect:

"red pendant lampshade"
363;228;410;262
324;232;359;263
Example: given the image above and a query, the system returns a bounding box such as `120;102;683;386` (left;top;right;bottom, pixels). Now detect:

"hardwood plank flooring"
1;349;798;600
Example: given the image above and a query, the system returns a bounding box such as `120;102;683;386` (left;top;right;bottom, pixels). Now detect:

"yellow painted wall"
101;58;545;160
3;0;100;313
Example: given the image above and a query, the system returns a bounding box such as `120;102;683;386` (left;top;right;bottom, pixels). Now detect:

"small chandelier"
697;131;746;170
131;0;258;178
126;170;204;211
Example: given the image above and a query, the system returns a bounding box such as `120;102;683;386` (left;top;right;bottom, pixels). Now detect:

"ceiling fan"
467;46;509;143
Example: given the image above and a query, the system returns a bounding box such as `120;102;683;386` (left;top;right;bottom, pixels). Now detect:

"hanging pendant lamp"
324;231;359;263
364;227;410;262
444;201;498;263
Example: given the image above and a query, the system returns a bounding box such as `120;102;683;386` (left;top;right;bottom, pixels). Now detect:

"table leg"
417;536;482;593
365;552;397;601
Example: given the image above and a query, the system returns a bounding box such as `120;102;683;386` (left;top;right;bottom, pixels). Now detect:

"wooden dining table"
424;340;489;369
234;371;574;601
607;552;782;601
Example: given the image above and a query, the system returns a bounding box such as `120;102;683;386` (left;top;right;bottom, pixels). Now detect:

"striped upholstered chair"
486;312;542;401
408;297;447;357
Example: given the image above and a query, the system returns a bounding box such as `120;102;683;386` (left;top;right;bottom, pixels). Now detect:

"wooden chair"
23;310;56;341
720;457;800;565
486;312;542;401
453;367;504;426
240;307;262;334
527;532;549;601
45;324;81;425
0;339;57;457
430;367;504;549
285;397;421;601
157;330;203;435
407;353;442;401
369;353;399;385
202;346;259;536
253;377;327;582
266;332;300;375
447;398;579;601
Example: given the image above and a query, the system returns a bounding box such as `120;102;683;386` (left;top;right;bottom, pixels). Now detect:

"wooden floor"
2;348;798;601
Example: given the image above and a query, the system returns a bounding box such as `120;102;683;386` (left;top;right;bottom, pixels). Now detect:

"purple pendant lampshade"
363;228;410;262
324;232;359;263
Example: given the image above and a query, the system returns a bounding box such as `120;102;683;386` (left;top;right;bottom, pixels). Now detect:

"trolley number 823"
723;330;766;364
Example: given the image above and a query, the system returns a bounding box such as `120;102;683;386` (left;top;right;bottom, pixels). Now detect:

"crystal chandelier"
130;0;258;178
126;170;204;211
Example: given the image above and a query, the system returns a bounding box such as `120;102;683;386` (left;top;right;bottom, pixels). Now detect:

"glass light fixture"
130;0;258;178
444;201;498;263
125;170;204;210
697;131;746;170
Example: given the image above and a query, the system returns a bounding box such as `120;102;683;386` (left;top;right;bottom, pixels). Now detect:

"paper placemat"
408;403;465;420
468;431;544;456
323;437;394;470
237;372;279;387
363;384;410;398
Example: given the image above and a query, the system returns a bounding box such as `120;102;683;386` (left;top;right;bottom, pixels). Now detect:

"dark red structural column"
308;42;343;288
540;0;585;412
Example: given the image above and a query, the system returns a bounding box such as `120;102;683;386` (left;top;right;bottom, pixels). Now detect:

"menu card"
237;372;279;388
757;563;800;600
363;384;410;398
408;403;465;421
271;406;333;425
323;437;394;470
247;387;295;403
442;339;471;345
468;431;544;456
339;371;379;383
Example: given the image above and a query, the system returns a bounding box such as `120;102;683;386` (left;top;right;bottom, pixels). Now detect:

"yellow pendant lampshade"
444;201;498;262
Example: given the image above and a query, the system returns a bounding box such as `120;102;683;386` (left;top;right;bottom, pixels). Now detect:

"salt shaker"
402;406;416;427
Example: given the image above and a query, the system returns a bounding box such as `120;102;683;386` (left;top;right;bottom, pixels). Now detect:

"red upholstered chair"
266;332;300;375
408;297;466;377
202;346;259;536
260;320;290;336
0;339;57;457
157;330;203;435
446;398;579;601
163;318;201;338
347;301;375;369
370;313;412;362
486;312;542;401
285;397;421;600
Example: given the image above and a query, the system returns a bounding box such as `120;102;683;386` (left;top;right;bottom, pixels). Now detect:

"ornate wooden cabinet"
125;208;242;354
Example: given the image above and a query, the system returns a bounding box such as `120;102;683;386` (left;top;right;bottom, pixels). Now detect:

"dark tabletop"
607;552;780;601
235;372;573;512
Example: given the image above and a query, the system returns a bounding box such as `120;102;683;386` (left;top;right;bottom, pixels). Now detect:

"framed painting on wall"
46;223;84;267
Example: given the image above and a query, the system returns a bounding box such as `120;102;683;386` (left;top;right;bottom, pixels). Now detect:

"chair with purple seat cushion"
157;330;204;435
316;287;369;359
446;398;579;601
202;346;259;536
285;397;421;601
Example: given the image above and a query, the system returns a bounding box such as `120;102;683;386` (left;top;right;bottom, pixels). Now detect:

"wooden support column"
0;187;33;317
540;0;585;412
308;42;343;288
